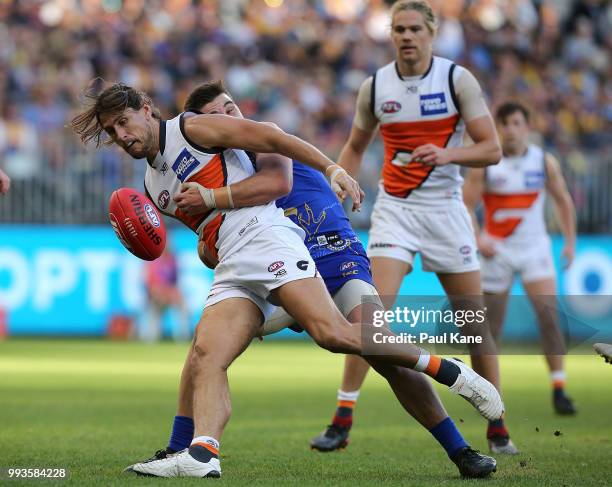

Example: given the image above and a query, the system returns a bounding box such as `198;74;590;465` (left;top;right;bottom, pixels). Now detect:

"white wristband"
226;186;234;209
194;185;216;209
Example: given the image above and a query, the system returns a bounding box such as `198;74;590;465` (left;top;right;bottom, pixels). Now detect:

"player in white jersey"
311;0;518;456
463;101;577;415
0;168;9;194
71;81;503;478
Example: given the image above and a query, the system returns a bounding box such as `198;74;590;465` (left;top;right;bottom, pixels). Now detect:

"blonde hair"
390;0;438;36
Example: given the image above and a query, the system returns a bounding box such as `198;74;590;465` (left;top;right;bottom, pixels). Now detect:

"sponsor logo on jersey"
144;203;161;228
158;190;170;209
370;242;396;248
161;162;169;175
297;260;309;271
525;170;545;189
420;92;447;116
238;216;258;236
172;148;199;182
340;261;357;271
274;269;287;278
460;245;471;255
325;232;348;251
268;261;285;272
342;270;359;277
381;101;402;113
316;235;328;245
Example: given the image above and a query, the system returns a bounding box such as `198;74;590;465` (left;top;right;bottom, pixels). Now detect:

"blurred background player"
129;81;499;479
142;244;190;342
464;101;577;414
312;0;516;455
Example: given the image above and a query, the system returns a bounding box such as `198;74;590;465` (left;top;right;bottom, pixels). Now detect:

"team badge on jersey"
172;148;199;182
382;101;402;113
157;190;170;209
420;92;448;116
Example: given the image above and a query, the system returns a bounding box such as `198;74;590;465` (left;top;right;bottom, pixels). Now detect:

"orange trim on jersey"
192;442;219;456
380;115;460;197
187;153;225;189
200;213;223;261
173;153;226;260
483;192;539;238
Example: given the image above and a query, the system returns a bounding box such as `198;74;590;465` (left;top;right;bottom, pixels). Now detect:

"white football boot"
447;358;504;421
128;449;221;478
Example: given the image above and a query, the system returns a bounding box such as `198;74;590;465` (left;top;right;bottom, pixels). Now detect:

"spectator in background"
0;102;39;181
0;0;610;232
142;245;190;342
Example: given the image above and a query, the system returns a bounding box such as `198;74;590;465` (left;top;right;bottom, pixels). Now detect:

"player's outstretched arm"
545;152;576;268
0;168;10;195
174;154;293;214
183;114;362;210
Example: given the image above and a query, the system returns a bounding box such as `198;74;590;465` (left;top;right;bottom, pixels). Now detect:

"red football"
109;188;166;261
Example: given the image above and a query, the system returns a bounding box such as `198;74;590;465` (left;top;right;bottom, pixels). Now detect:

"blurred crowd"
0;0;610;230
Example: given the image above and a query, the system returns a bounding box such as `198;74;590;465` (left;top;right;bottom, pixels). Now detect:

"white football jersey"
483;144;547;241
144;113;295;261
372;56;466;206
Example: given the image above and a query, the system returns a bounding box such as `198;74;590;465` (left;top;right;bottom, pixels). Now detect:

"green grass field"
1;339;610;486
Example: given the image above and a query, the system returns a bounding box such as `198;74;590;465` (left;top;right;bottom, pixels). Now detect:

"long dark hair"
70;80;160;146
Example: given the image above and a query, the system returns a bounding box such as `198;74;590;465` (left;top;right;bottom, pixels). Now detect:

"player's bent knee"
190;341;231;374
311;327;360;354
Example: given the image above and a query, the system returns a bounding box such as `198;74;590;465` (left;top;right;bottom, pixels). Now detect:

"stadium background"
0;2;611;485
0;0;610;338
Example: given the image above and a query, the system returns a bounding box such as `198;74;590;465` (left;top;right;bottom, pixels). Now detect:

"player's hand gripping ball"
109;188;166;260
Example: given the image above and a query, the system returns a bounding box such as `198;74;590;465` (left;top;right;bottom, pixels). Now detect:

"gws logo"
144;204;161;228
382;101;402;113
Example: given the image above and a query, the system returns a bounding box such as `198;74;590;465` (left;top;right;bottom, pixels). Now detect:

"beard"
126;126;154;159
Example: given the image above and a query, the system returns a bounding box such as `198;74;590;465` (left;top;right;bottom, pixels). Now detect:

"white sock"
413;351;431;372
337;389;360;402
551;370;566;383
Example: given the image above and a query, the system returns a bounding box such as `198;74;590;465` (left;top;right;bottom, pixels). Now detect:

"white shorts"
205;225;318;321
480;235;556;293
261;279;382;336
367;196;480;274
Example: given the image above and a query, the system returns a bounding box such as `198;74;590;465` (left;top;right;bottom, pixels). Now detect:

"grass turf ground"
0;339;610;486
